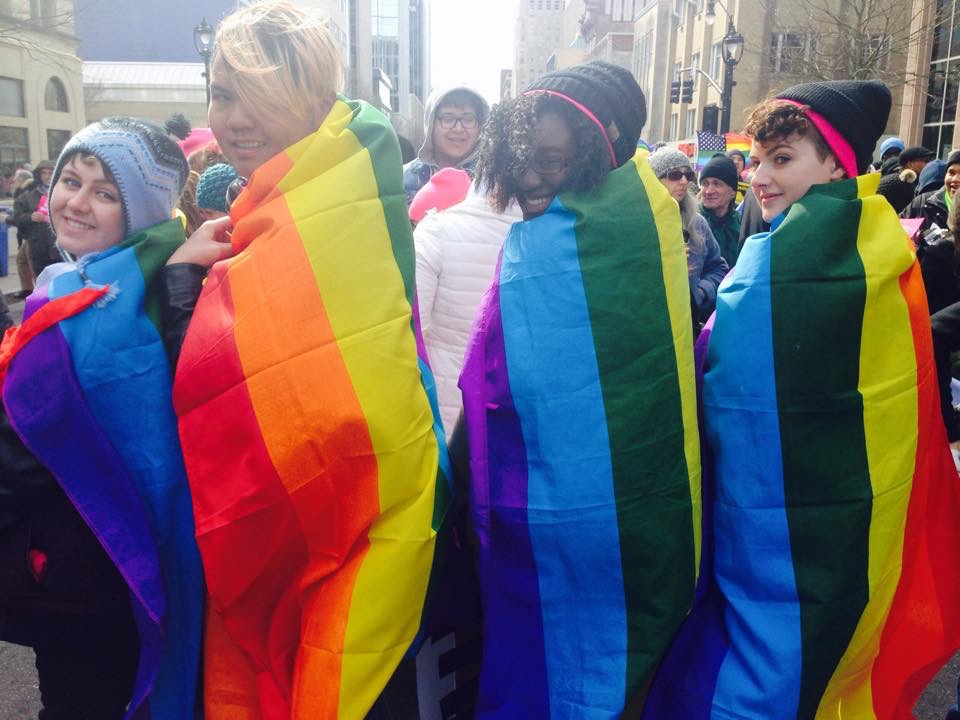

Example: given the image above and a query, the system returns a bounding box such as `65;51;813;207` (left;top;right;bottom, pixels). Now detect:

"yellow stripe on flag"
634;150;703;579
815;174;919;719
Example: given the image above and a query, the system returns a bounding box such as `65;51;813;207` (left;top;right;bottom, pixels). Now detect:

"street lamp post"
193;18;214;106
705;1;745;134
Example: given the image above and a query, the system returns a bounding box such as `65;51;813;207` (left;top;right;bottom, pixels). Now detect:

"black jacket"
877;167;918;215
902;187;948;234
738;190;770;249
919;238;960;315
160;263;207;368
7;181;58;277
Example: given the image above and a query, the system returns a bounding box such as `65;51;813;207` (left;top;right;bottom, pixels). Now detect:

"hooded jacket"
414;182;521;434
403;85;489;204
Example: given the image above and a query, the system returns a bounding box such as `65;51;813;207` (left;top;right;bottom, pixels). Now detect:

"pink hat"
409;167;472;224
178;128;219;158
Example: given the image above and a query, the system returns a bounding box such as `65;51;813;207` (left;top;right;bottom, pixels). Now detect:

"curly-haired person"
644;80;960;720
457;62;702;716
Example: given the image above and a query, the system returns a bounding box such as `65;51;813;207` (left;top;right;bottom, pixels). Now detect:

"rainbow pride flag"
459;151;702;718
724;132;752;166
1;219;203;719
643;174;960;719
173;97;450;719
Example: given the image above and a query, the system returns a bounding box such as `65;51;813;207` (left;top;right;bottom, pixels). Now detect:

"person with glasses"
649;146;729;329
403;86;489;204
457;61;701;717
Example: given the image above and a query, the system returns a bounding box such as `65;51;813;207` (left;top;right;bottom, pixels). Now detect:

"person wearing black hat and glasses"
877;145;935;214
458;61;700;717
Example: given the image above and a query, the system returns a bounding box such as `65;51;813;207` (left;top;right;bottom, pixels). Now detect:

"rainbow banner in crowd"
459;151;701;718
724;132;752;166
644;174;960;719
173;97;450;719
1;219;203;720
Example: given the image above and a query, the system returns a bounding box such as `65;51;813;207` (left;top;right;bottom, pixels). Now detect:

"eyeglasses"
437;113;479;130
525;153;571;176
664;169;696;182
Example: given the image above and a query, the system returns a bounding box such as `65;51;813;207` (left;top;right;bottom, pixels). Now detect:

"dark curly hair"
475;93;612;212
743;100;832;164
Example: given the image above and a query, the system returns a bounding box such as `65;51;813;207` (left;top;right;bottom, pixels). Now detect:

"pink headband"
780;99;858;179
522;89;617;168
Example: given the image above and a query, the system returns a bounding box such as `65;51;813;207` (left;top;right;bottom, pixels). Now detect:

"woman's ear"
829;158;847;181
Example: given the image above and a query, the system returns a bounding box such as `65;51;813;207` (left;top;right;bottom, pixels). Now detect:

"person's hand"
167;216;234;268
950;440;960;451
30;211;44;222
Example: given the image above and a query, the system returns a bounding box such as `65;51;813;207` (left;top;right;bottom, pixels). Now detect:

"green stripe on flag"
770;179;872;720
562;161;697;700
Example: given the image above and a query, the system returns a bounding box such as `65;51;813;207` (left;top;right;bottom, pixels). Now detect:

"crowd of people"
1;1;960;719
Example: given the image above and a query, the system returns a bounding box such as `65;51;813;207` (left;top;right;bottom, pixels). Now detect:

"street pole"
202;56;211;107
720;18;735;134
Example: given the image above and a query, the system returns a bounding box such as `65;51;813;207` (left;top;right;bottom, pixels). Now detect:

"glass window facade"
47;128;70;159
925;0;960;157
372;0;400;110
44;77;68;112
0;126;28;177
0;77;25;118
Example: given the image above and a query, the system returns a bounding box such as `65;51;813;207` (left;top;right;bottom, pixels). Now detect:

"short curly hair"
743;100;832;164
475;93;612;212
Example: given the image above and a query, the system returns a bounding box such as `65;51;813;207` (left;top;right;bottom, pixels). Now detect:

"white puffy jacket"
415;184;521;435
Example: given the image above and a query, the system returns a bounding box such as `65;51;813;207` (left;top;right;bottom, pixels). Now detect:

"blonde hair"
214;1;342;130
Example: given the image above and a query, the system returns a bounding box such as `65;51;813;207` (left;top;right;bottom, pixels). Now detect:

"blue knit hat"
195;163;238;213
50;116;189;238
879;136;905;158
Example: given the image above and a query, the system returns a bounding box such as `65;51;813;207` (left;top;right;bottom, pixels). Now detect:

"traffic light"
702;104;719;134
670;80;680;104
681;78;694;104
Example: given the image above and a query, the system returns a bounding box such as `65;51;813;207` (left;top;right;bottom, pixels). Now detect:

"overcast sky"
429;0;517;104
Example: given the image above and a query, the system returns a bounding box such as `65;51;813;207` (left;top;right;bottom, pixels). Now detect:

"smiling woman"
159;3;449;719
459;62;704;717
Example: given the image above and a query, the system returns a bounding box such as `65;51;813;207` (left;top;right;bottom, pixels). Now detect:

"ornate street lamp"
193;18;214;106
705;0;745;134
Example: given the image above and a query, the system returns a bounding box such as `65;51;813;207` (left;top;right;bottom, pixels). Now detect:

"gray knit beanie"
648;147;694;178
50;116;189;238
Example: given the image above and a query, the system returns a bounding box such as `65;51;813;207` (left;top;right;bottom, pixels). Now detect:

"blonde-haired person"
162;2;447;719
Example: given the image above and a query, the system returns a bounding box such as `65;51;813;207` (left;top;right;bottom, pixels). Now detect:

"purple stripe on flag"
2;294;165;719
460;260;550;718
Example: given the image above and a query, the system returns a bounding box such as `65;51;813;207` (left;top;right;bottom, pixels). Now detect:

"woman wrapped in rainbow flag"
458;61;702;717
644;80;960;720
161;2;449;718
0;117;202;719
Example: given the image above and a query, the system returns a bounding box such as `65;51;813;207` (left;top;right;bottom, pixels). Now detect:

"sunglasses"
664;169;696;182
226;176;248;209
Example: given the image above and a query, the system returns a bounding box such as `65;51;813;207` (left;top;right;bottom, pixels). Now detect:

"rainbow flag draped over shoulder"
173;96;450;720
1;219;203;720
459;152;701;718
644;174;960;719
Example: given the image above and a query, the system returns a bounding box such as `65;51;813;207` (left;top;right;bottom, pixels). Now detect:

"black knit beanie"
700;154;739;191
525;61;647;167
774;80;891;175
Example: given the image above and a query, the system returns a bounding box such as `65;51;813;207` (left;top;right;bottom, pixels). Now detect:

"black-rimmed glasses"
437;113;479;130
